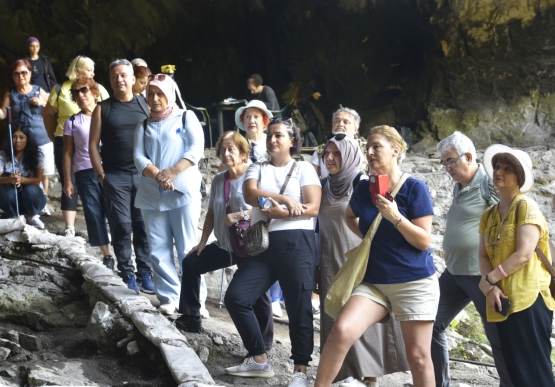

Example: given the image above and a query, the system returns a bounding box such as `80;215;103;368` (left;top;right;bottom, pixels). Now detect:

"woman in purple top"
62;77;113;267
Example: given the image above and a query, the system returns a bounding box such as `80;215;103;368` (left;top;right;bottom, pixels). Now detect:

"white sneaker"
272;301;283;317
200;307;210;319
225;356;274;378
65;226;75;237
26;215;45;230
288;371;308;387
340;378;379;387
159;304;176;316
40;204;51;216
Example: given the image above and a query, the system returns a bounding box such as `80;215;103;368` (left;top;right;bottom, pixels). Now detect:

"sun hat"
235;100;273;130
483;144;534;193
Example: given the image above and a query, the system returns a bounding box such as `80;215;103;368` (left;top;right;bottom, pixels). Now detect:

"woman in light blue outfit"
134;74;204;315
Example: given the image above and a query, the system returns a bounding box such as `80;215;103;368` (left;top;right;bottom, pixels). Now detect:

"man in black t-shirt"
25;37;57;93
247;74;280;111
89;59;153;295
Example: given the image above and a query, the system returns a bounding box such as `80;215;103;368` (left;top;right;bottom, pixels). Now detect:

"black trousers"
54;136;78;211
225;229;316;366
496;294;555;387
179;243;274;350
102;171;151;277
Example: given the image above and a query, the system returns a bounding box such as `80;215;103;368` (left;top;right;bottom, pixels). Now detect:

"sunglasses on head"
269;116;293;126
324;133;347;142
148;74;170;82
71;86;90;97
13;70;29;77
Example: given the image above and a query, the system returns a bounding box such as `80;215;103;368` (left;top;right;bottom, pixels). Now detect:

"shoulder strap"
182;111;187;128
136;95;149;116
143;118;148;131
224;171;231;205
55;83;62;104
279;161;297;195
480;174;491;202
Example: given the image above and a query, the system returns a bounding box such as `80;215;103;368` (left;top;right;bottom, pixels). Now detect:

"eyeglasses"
440;154;465;167
269;117;293;126
148;74;169;82
13;71;29;78
71;86;90;97
324;133;347;142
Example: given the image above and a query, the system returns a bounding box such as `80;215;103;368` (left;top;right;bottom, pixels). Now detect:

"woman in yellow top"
478;144;555;387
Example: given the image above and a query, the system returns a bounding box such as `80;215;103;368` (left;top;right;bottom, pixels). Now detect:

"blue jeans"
74;168;110;247
0;183;46;217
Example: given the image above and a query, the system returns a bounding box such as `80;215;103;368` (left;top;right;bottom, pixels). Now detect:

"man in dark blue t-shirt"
89;59;153;295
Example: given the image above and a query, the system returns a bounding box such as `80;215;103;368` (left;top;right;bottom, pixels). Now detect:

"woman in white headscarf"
134;74;204;315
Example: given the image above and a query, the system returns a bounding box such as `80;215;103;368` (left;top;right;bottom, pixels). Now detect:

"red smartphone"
369;174;392;205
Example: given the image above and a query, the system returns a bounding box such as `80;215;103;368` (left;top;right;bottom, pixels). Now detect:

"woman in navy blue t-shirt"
315;125;439;387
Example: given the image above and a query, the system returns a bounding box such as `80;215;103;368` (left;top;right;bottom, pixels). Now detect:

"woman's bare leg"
314;296;388;387
400;320;435;387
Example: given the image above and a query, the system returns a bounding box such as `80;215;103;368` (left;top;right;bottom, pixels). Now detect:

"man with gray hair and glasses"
432;131;513;387
311;106;362;178
89;59;154;295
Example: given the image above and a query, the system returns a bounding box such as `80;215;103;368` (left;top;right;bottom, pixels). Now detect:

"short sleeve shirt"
479;195;555;322
49;80;109;137
246;159;321;232
0;150;43;177
63;112;93;172
349;176;435;284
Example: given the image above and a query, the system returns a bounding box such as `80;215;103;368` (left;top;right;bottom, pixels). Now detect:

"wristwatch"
243;210;250;221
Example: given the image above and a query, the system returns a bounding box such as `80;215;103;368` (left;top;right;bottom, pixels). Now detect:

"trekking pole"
218;253;230;308
5;107;20;217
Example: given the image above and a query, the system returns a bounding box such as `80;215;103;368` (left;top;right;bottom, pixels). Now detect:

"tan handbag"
324;173;410;319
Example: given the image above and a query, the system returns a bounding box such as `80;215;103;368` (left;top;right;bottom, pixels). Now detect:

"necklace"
494;194;519;242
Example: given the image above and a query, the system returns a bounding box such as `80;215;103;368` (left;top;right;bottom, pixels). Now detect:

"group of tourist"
0;36;553;387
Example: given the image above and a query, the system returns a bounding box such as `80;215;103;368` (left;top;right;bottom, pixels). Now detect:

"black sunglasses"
269;116;293;126
71;86;90;97
324;133;347;142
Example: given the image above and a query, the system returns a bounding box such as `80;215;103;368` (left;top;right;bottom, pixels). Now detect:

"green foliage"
452;303;488;345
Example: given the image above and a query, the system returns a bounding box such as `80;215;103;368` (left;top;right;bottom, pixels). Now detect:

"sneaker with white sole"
272;301;283;317
288;371;308;387
137;272;155;294
200;307;210;319
40;204;51;216
26;215;44;230
159;304;176;316
64;226;75;237
340;378;379;387
225;356;274;378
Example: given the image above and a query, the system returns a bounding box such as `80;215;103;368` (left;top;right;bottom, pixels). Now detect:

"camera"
369;174;392;205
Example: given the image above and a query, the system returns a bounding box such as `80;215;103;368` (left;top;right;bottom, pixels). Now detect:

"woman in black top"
25;37;57;93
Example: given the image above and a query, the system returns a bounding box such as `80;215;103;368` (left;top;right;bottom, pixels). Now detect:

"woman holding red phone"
315;125;438;387
478;145;555;386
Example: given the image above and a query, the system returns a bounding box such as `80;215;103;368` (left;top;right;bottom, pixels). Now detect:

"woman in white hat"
478;145;555;386
235;100;273;163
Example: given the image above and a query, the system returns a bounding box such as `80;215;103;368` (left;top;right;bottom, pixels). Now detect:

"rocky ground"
2;145;555;387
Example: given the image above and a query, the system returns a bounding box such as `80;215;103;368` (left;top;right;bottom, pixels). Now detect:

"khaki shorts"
352;275;440;322
39;142;55;176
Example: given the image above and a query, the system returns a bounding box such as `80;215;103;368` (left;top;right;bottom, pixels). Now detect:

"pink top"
63;113;93;172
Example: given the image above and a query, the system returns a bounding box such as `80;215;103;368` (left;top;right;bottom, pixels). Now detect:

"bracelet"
498;264;508;278
484;274;498;287
394;216;403;229
97;172;105;180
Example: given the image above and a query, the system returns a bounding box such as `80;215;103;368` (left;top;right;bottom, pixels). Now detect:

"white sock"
66;225;75;230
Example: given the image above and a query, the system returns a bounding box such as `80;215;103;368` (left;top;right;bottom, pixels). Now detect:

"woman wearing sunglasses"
134;74;204;315
315;125;438;387
224;117;321;387
318;135;409;387
62;77;113;265
477;145;555;386
0;59;53;215
43;55;109;236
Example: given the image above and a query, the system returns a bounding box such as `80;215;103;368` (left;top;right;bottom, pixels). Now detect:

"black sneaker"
175;314;202;333
103;255;115;270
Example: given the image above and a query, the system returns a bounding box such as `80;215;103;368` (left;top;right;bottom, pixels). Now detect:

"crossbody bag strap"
224;171;231;208
362;172;411;240
279;161;297;195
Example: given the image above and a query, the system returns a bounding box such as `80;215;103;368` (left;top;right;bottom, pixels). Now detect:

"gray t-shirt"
208;170;251;252
442;164;499;275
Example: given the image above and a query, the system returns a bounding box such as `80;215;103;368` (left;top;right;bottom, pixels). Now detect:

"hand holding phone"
369;174;392;205
497;298;510;316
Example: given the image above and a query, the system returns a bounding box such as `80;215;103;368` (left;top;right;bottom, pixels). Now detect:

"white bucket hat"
483;144;534;193
235;100;273;130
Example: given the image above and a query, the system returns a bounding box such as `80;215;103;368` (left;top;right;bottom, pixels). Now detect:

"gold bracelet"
394;216;403;229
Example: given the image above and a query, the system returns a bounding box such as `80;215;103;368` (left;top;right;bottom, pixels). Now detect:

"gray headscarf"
323;137;362;199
